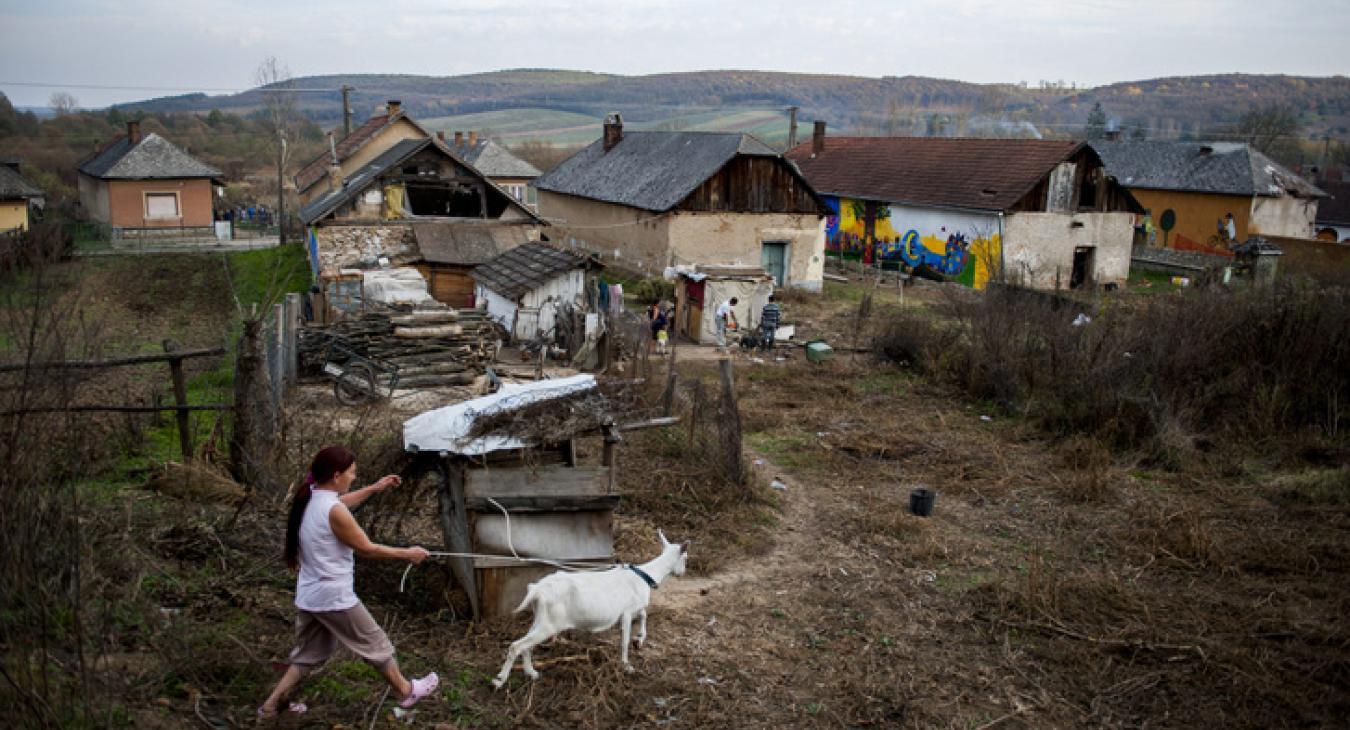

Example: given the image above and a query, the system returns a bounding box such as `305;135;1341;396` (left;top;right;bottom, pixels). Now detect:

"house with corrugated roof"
472;242;602;341
0;158;44;233
440;131;541;208
299;135;543;311
787;125;1142;290
535;114;828;291
1091;140;1325;254
76;121;222;235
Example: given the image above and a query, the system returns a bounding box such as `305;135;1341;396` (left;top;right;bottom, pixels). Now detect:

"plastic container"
909;487;936;517
805;340;834;363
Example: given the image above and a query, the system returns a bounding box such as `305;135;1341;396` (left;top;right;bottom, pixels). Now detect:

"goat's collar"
627;564;658;589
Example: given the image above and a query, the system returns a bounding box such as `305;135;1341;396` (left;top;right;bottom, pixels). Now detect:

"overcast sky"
2;0;1347;108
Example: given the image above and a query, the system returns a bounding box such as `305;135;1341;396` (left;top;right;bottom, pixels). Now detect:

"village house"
294;100;433;208
76;121;222;236
535;114;829;290
0;158;44;232
1313;178;1349;243
471;242;602;342
439;130;541;208
787;125;1143;290
298;136;543;311
1092;140;1325;254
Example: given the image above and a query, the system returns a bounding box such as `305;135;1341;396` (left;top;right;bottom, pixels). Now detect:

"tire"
334;362;378;405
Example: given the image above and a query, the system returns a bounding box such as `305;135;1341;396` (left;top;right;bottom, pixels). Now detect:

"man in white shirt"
715;297;738;348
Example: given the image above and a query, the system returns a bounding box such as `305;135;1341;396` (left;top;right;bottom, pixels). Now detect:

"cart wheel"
334;362;377;405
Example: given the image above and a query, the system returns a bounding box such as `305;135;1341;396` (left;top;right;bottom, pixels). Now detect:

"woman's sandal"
399;673;439;709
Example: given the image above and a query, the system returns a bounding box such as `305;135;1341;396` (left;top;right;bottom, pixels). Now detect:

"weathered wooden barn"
299;137;543;313
472;243;603;342
536;114;829;290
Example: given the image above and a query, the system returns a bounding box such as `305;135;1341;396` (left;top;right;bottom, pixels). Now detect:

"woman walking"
258;446;438;718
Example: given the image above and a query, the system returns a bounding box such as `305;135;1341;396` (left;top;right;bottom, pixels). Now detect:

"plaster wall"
1249;195;1318;239
668;212;824;290
1003;211;1134;289
0;201;28;231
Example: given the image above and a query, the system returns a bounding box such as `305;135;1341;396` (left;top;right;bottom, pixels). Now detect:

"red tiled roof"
785;137;1084;211
294;114;394;193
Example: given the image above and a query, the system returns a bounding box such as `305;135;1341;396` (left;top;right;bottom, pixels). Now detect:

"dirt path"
657;453;820;611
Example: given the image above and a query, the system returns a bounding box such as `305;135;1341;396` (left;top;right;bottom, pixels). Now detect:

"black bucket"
909;487;936;517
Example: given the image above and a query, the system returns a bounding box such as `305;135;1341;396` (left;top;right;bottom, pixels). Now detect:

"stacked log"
300;306;501;389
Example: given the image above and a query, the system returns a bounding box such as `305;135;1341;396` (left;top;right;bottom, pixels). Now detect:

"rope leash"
397;497;616;593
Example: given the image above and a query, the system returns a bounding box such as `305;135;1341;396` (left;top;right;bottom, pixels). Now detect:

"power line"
0;80;344;94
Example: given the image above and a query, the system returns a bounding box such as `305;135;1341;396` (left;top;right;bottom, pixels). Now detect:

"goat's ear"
658;529;669;547
680;541;689;554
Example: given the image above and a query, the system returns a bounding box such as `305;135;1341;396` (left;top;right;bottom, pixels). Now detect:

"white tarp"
402;374;597;455
363;268;433;305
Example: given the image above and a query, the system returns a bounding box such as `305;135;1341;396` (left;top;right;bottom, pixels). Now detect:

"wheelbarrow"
321;338;401;405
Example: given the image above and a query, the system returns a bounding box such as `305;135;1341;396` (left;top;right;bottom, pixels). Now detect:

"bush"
876;283;1350;460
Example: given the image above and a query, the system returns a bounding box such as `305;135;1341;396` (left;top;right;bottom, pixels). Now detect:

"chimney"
812;120;826;155
127;120;141;145
1104;129;1122;142
327;131;339;164
386;99;402;116
454;131;464;147
603;112;623;153
436;131;445;142
787;106;799;149
469;130;478;147
327;162;342;193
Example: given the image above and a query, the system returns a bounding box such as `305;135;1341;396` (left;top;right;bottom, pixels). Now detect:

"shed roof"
77;133;221;180
535;131;781;212
412;221;531;265
444;138;541;179
785;137;1083;212
295;113;400;193
1091;141;1325;198
0;164;43;199
472;243;598;300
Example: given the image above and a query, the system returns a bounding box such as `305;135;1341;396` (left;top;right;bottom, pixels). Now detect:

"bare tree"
48;91;78;116
255;57;298;245
1234;105;1302;162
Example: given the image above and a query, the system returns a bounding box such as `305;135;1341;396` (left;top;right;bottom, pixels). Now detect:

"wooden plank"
464;465;610;501
434;459;479;619
0;347;226;373
466;494;620;513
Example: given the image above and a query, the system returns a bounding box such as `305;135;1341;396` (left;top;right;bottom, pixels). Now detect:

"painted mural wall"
823;196;1002;289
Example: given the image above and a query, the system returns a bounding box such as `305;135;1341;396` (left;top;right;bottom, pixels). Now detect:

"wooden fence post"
230;318;279;492
717;357;744;486
162;339;192;461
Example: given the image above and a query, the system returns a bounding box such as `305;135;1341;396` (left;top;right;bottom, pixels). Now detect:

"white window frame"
144;191;181;220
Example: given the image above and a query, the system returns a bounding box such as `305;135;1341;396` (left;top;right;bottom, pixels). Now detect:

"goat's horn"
658;529;669;546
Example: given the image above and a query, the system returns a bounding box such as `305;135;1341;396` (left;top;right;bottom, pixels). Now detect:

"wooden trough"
403;375;622;620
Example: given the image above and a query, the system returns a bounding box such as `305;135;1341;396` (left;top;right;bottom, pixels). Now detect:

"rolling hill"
115;69;1350;149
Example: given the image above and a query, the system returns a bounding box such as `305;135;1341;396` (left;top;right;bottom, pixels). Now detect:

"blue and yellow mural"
823;196;1001;289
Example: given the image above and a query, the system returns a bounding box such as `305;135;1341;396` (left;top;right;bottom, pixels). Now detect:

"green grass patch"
746;430;819;472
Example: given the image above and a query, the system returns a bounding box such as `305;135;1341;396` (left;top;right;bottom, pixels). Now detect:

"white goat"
492;530;688;688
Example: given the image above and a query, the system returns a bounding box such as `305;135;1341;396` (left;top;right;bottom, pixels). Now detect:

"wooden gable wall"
677;155;823;215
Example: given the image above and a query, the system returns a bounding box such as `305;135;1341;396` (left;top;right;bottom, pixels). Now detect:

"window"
145;192;179;219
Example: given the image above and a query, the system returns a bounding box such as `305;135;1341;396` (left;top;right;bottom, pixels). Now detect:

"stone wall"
314;224;418;275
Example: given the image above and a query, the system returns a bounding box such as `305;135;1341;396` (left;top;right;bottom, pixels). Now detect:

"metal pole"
277;131;286;245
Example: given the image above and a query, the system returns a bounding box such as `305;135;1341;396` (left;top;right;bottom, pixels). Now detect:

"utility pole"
277;130;286;245
787;106;799;149
341;85;354;137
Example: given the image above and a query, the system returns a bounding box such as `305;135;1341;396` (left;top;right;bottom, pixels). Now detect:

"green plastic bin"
805;340;834;363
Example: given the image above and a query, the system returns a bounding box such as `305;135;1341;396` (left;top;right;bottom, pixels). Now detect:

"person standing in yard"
759;294;782;351
715;297;738;349
649;304;669;356
258;446;438;718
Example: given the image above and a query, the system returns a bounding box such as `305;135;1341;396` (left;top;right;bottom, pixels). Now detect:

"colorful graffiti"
823;195;1001;289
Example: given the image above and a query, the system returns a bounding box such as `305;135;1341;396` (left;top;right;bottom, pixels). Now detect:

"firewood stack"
300;306;502;389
